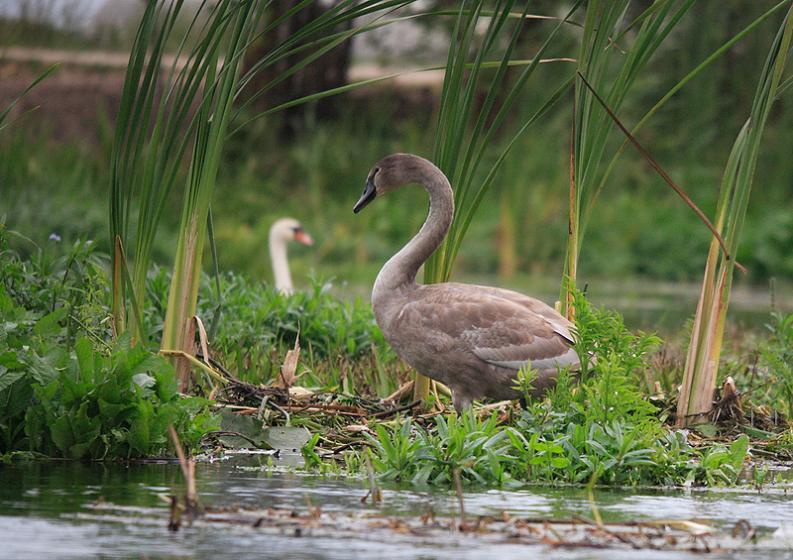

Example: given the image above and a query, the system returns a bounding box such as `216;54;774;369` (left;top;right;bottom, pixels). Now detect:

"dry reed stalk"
167;425;199;527
453;468;466;530
363;450;382;505
385;380;414;403
276;335;301;389
159;349;228;387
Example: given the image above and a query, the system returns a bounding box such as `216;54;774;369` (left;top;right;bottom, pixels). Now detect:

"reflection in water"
2;462;793;559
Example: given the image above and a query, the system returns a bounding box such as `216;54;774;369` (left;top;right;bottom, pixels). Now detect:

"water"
436;273;793;337
2;461;793;559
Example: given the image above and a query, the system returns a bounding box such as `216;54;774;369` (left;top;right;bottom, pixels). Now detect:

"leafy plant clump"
22;336;218;460
0;228;218;460
195;272;392;379
366;291;752;488
0;289;217;459
0;224;397;460
144;266;397;391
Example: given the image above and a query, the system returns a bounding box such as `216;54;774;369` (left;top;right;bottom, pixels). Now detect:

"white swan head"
268;217;314;247
353;153;430;213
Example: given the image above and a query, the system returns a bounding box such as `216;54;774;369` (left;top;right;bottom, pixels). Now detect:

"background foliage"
1;1;792;292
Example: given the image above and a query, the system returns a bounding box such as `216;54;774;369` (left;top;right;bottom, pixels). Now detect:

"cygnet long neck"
372;161;454;302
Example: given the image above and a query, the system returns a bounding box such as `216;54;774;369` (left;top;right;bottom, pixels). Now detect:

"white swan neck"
269;233;293;295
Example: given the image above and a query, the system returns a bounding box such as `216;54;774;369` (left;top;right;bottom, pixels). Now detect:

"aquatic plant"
759;311;793;416
0;229;218;458
677;6;793;426
134;260;399;394
23;336;218;460
109;0;278;389
562;0;793;317
563;0;692;316
0;224;399;443
109;0;415;376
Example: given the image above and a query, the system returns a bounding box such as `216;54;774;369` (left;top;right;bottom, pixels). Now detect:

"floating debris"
127;502;764;553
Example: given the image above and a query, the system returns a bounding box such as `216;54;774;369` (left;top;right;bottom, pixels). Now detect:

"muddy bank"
0;48;438;145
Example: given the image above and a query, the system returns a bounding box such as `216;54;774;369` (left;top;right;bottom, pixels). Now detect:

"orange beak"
294;229;314;246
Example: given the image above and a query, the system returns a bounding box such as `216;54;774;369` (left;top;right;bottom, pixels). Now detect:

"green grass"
2;1;793;480
759;311;793;414
0;220;404;460
191;271;400;394
0;220;400;392
366;412;752;487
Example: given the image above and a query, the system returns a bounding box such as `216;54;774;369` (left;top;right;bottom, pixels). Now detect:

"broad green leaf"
729;435;750;469
0;372;33;420
694;423;718;438
67;442;92;460
128;400;154;455
0;351;24;370
74;337;96;384
0;368;25;393
33;307;67;337
131;373;156;390
50;416;74;455
98;398;132;423
25;351;62;385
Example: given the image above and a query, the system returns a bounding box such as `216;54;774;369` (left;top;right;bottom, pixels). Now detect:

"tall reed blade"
0;64;58;133
110;0;201;342
589;0;793;213
112;236;126;337
110;0;413;352
562;0;695;319
677;6;793;426
427;1;579;282
576;71;734;266
160;1;267;387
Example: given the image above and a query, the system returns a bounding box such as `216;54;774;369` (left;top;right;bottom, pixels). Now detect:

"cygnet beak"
353;177;377;214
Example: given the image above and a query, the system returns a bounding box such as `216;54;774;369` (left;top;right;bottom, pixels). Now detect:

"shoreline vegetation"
0;0;792;504
1;230;791;491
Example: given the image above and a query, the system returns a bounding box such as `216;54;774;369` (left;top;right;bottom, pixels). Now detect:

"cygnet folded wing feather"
463;284;577;347
394;284;579;373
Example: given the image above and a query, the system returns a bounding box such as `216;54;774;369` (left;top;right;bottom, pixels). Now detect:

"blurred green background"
1;0;791;327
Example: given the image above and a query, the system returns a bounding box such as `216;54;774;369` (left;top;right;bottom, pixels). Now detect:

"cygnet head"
269;218;314;246
353;153;430;213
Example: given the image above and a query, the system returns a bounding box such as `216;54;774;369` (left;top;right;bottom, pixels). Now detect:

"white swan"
268;217;313;295
353;153;579;411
